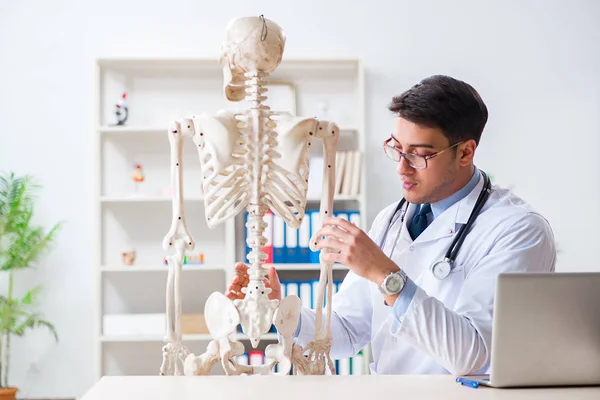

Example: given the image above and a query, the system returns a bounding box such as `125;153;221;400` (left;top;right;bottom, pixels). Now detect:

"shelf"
99;125;359;137
100;195;205;203
100;265;223;272
99;126;166;135
97;57;359;68
308;195;361;202
267;263;348;271
100;264;348;272
96;57;360;80
100;333;279;343
100;195;360;204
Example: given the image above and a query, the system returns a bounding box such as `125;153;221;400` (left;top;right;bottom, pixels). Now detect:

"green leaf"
21;286;42;305
12;313;58;342
35;319;59;342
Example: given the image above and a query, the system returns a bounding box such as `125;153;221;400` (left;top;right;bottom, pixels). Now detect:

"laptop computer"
464;272;600;388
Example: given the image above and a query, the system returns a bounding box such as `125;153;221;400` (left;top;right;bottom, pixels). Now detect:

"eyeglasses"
383;136;463;169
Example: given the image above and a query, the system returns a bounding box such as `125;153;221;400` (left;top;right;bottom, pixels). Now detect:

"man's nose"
396;156;414;175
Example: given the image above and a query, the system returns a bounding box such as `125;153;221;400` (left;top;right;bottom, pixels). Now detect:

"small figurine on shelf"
110;92;128;126
122;248;136;266
132;162;145;195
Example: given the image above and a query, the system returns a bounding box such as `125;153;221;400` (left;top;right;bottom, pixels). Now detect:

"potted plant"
0;172;61;399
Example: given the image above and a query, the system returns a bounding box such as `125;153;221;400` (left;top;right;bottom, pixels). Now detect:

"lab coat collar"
409;170;486;244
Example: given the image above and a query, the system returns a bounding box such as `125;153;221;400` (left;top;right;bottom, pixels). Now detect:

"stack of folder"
245;209;361;264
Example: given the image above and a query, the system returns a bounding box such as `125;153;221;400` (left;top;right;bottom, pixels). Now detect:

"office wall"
0;0;599;397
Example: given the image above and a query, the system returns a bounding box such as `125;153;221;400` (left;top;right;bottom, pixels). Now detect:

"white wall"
0;0;599;397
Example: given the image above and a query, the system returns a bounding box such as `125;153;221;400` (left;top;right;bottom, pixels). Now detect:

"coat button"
409;245;415;251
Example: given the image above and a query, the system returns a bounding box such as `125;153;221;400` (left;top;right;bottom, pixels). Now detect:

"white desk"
81;375;600;400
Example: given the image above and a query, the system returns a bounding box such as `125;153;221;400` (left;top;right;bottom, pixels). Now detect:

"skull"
220;15;286;102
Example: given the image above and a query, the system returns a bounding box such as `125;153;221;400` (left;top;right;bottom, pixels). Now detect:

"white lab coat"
295;171;556;375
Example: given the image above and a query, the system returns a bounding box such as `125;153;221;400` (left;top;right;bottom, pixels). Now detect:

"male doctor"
227;74;556;375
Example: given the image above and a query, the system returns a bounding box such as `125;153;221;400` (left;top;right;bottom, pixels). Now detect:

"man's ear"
459;139;477;166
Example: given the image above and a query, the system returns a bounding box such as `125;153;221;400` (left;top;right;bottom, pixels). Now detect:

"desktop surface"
81;375;600;400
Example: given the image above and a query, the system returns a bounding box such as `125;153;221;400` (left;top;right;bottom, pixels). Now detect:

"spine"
244;71;272;284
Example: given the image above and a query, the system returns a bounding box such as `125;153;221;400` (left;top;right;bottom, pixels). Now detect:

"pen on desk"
455;377;479;388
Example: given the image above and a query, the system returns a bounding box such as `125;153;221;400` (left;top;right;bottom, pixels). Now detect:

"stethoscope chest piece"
431;259;452;280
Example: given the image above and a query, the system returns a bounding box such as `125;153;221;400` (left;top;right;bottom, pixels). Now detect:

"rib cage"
191;111;251;228
191;109;318;229
263;112;318;229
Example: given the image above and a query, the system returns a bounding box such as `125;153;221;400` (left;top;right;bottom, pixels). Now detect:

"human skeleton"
160;15;340;376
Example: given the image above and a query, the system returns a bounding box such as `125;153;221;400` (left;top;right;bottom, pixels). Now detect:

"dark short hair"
388;75;488;145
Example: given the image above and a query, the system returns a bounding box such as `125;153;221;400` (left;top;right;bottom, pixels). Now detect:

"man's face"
390;117;466;204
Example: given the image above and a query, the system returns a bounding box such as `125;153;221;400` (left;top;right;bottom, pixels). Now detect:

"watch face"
386;274;403;293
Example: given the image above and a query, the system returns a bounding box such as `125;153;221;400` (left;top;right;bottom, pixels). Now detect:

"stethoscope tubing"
379;171;492;280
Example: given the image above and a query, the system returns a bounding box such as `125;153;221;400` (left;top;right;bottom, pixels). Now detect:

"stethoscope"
379;171;492;280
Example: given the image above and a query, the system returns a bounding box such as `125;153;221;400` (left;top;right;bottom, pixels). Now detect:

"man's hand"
314;217;400;286
225;262;282;301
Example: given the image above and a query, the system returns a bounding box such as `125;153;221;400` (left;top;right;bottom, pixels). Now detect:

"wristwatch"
378;269;407;296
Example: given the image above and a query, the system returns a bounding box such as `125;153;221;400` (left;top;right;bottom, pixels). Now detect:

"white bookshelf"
93;57;367;379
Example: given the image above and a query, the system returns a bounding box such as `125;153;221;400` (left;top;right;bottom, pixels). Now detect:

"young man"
227;75;556;375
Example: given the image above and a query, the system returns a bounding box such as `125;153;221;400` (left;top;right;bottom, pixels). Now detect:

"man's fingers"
322;217;360;234
268;266;280;284
267;266;281;292
230;263;283;300
321;251;343;264
234;262;249;270
316;225;353;243
232;263;250;291
235;270;249;280
316;238;349;252
226;288;241;300
266;266;281;300
234;263;249;275
227;289;244;299
231;283;244;293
